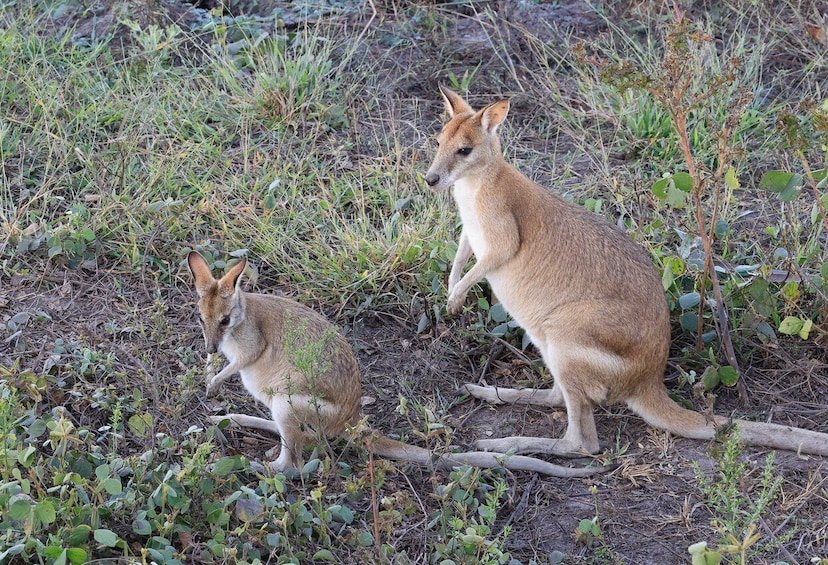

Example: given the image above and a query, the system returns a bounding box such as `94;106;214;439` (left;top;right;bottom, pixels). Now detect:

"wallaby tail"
367;435;611;478
725;419;828;456
628;385;828;456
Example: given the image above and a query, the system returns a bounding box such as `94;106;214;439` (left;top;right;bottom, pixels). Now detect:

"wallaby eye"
220;316;230;326
457;147;472;156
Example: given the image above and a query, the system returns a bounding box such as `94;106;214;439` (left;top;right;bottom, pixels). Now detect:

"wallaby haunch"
188;251;607;477
425;86;828;458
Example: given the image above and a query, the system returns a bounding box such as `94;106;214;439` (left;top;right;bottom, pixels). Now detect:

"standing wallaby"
425;86;828;458
187;251;608;476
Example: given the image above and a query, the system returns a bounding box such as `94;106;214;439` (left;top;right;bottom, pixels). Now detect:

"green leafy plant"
691;427;790;564
427;466;512;565
592;16;754;389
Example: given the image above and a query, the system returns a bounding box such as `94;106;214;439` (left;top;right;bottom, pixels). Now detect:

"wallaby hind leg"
209;413;280;434
269;423;304;471
208;412;303;471
471;353;602;456
462;383;565;407
473;388;599;456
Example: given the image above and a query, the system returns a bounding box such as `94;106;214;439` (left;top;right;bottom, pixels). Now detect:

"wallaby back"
428;87;828;458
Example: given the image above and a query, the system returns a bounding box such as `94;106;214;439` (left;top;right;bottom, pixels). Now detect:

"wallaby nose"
206;340;218;354
425;172;440;187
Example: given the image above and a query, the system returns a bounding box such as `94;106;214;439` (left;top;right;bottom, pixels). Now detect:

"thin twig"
366;449;383;561
495;475;538;536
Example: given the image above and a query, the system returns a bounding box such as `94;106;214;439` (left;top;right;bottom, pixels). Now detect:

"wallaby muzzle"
425;172;441;187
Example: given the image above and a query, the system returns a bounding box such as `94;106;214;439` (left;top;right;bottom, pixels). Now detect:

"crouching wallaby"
187;251;607;477
425;86;828;458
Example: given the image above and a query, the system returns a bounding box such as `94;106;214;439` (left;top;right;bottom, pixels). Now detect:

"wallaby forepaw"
446;292;465;315
205;378;221;397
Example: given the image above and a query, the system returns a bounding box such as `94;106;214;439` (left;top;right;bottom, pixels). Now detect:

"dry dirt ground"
2;1;828;564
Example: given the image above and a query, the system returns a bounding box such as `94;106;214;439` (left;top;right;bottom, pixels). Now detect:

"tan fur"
188;251;608;477
426;86;828;458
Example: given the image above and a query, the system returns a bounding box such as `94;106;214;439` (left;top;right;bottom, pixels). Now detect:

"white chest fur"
453;178;488;258
220;336;271;405
219;334;240;365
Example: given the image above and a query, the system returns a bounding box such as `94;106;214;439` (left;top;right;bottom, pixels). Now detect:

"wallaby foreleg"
448;233;473;294
205;356;239;397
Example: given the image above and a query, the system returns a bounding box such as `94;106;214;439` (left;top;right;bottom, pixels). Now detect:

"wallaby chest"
452;178;489;258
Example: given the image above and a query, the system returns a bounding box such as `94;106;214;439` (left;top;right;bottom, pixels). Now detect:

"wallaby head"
425;85;510;191
187;252;247;354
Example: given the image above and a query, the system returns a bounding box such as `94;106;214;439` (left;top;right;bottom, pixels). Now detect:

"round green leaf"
701;367;720;391
17;445;37;467
357;531;374;547
101;477;122;495
759;170;797;192
34;501;56;525
9;498;32;520
489;302;508;323
94;528;119;547
718;366;739;386
652;177;669;198
578;518;594;533
43;546;64;559
234;498;264;522
680;312;699;332
490;322;509;337
666;185;687;208
265;533;281;548
301;458;320;474
678;292;700;310
133;518;152;535
68;525;91;545
212;455;243;476
778;316;804;336
724;166;739;189
66;548;88;565
312;550;336;561
672;172;694;192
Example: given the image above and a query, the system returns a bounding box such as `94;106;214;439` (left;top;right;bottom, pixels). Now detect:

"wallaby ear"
438;84;473;118
218;257;247;297
480;99;510;134
188;252;215;296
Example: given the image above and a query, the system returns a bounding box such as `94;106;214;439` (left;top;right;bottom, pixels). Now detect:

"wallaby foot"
268;449;299;472
462;383;565;407
473;435;597;457
205;356;237;397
